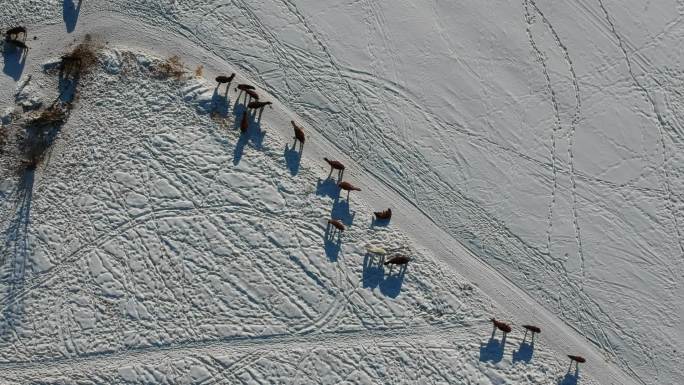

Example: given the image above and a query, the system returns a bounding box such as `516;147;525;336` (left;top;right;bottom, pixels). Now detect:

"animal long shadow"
232;103;265;165
2;40;27;81
378;266;405;298
283;143;301;176
323;225;342;262
316;178;340;199
210;88;229;119
63;0;82;33
0;169;35;336
479;334;507;363
362;253;384;289
512;340;534;363
557;368;579;385
371;216;390;228
331;198;355;226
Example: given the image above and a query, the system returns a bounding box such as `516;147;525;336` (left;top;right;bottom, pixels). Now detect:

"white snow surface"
1;1;682;384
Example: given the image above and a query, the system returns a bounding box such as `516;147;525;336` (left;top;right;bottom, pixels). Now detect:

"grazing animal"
383;255;410;266
567;355;586;364
327;219;345;232
338;181;361;192
215;74;235;84
240;112;249;133
235;84;255;92
324;157;344;179
5;26;26;40
490;318;512;334
291;121;305;150
248;101;272;110
522;324;541;334
245;89;259;101
374;208;392;220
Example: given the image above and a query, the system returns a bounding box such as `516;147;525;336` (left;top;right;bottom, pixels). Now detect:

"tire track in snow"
595;0;684;259
0;322;473;373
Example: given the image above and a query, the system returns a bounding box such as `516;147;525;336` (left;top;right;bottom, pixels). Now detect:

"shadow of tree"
63;0;82;33
2;41;27;81
0;169;35;336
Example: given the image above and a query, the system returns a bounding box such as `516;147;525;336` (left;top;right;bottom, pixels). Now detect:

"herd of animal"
215;73;401;265
218;71;587;373
1;23;586;376
490;317;586;372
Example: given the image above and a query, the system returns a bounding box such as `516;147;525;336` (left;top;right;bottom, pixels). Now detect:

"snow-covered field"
1;1;682;384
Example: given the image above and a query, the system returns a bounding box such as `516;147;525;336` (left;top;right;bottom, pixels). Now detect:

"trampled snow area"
0;1;682;384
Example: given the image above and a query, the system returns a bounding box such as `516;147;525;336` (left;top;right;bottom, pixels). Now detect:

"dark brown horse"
374;208;392;220
383;255;410;266
291;120;305;150
216;74;235;84
338;181;361;199
235;84;255;92
324;157;345;179
240;112;249;133
490;318;512;335
327;218;345;232
248;101;272;110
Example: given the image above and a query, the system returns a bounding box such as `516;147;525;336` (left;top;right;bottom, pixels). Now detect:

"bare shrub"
61;34;101;78
20;102;72;167
194;65;204;78
153;55;186;80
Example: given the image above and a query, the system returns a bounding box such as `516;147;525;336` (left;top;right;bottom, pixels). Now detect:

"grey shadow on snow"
210;88;230;118
2;40;27;81
370;216;390;229
331;198;355;226
512;341;534;363
63;0;82;33
362;253;406;297
479;334;506;363
283;142;301;176
378;264;405;298
557;367;579;385
323;223;342;262
0;169;35;336
362;253;384;289
315;178;340;199
232;103;265;165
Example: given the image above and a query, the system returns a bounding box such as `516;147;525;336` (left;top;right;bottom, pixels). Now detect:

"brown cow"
240;112;249;133
235;84;255;92
374;208;392;220
567;355;586;363
245;89;259;101
216;74;235;84
383;255;410;266
490;318;512;334
327;218;345;232
248;101;272;110
324;157;345;179
291;120;305;150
